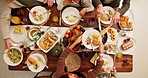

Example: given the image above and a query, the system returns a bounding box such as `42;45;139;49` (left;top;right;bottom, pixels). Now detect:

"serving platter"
37;28;60;53
117;36;136;55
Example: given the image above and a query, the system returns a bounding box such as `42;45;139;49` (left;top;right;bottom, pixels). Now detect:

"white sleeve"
0;2;11;39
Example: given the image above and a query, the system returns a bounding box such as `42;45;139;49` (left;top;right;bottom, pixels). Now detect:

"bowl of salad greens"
3;47;23;66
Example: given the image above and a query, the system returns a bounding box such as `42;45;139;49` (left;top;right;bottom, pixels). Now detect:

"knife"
100;24;112;36
27;8;35;18
37;56;49;69
98;17;102;32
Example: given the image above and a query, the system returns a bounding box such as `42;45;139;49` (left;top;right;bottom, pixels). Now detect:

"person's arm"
55;47;73;78
92;0;102;8
44;0;55;7
80;43;104;78
55;36;82;78
118;0;131;16
79;0;94;16
80;56;104;78
0;2;13;49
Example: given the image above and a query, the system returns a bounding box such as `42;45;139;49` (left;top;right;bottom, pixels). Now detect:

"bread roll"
28;57;35;64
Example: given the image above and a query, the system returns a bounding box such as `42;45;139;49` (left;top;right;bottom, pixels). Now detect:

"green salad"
7;48;22;63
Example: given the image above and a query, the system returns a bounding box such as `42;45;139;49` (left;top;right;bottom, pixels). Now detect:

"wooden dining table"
9;6;133;72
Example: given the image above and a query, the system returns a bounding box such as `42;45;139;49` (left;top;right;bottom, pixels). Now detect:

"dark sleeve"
118;0;131;16
80;60;104;78
55;47;73;78
92;0;102;8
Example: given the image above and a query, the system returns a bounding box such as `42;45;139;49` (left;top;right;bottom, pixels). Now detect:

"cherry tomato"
72;48;77;51
66;30;71;34
64;34;69;38
76;25;80;30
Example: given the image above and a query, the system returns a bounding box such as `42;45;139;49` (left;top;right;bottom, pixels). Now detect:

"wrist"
97;4;103;9
115;12;120;16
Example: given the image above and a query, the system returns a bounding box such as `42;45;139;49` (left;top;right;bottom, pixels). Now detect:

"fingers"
48;0;54;7
44;0;47;4
44;0;54;7
98;55;103;61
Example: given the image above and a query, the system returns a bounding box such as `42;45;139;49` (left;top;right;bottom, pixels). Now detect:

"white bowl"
3;47;23;66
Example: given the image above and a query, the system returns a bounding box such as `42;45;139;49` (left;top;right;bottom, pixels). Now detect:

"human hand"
111;12;120;24
63;0;71;6
44;0;54;7
80;8;87;17
99;43;105;54
5;0;14;2
96;4;104;18
4;38;13;49
74;35;82;45
69;36;82;49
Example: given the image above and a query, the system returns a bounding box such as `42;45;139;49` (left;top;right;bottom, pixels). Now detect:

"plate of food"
62;25;85;51
65;52;81;72
3;47;23;66
10;26;27;43
37;28;59;53
104;44;117;54
26;51;47;72
62;7;80;26
119;9;134;31
100;6;115;26
82;29;102;49
95;54;113;68
29;6;51;25
107;28;118;43
28;27;41;41
117;36;136;54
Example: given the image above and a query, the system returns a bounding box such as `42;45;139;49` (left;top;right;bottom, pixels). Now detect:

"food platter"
100;6;115;26
3;47;23;66
106;28;118;43
10;26;27;43
95;54;113;68
62;25;85;51
119;9;134;31
104;43;117;54
29;6;51;25
28;27;41;41
117;36;136;55
37;28;59;53
62;7;80;26
82;29;102;49
26;51;47;72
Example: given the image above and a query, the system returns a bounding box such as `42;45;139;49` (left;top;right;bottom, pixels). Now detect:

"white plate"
107;28;118;43
29;6;48;25
27;53;46;72
95;54;113;68
117;36;136;55
62;7;80;25
3;47;23;66
37;28;60;53
82;29;102;49
10;26;27;43
100;6;115;24
105;43;117;54
119;9;134;31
